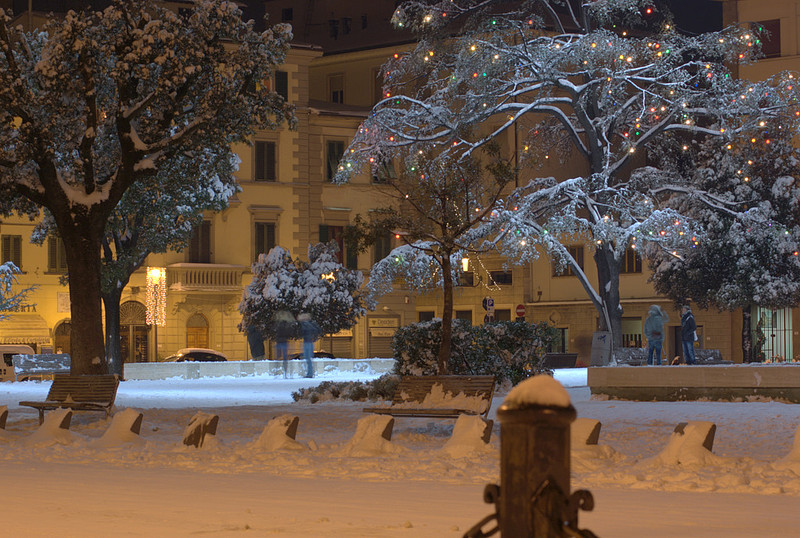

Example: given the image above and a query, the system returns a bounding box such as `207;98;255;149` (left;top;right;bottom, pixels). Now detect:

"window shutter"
275;71;288;100
319;224;329;244
48;237;58;272
12;236;21;268
255;223;264;259
265;142;276;181
1;236;8;263
345;226;358;269
255;141;265;181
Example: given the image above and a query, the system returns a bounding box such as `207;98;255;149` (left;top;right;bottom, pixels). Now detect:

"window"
418;311;434;322
361;14;368;29
281;8;293;22
254;141;276;181
622;317;643;348
621;247;642;274
757;19;781;58
47;237;68;273
189;220;211;263
373;68;386;105
372;156;396;184
320;224;357;269
490;270;513;285
455;310;472;324
1;235;22;269
327;140;345;181
328;74;344;104
456;272;475;287
275;70;288;101
254;222;276;261
548;328;569;353
494;309;511;322
553;245;584;277
342;17;352;35
329;19;339;39
373;232;393;264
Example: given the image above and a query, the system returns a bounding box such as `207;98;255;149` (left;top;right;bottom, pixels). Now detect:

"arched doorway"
120;301;149;363
186;313;209;349
54;320;71;356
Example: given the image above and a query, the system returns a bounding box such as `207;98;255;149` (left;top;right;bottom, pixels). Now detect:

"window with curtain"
327;140;345;181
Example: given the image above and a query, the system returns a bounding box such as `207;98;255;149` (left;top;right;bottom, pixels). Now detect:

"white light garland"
146;267;167;326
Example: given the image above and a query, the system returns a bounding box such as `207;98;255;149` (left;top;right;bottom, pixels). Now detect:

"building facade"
1;0;798;365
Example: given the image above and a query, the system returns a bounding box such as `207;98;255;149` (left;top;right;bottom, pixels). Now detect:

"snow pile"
390;383;489;413
503;374;571;408
333;414;405;457
442;415;492;458
91;408;144;448
25;408;74;446
252;414;306;451
649;421;721;467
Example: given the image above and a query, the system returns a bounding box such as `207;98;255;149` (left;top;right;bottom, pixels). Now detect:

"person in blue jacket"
644;305;668;365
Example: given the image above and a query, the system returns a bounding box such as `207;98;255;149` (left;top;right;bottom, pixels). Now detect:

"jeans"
276;341;289;377
303;340;314;377
647;341;663;365
682;340;696;365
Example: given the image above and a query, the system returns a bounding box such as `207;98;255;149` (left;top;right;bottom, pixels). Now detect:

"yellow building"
1;1;798;365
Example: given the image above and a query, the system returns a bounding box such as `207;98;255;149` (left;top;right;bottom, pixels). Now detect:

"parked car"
0;344;35;382
163;348;228;362
288;350;335;360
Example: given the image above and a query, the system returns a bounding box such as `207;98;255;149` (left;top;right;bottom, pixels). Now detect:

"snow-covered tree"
239;243;366;356
0;1;293;374
336;0;795;356
649;123;800;362
356;151;512;374
0;262;32;319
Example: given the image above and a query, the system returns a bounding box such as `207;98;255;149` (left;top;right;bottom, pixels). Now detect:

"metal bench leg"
38;409;45;425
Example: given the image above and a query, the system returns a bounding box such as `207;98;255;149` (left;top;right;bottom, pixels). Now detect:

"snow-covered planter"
391;320;557;384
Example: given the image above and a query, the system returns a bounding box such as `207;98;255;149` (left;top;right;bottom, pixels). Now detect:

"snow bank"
25;408;74;446
389;383;489;413
252;414;306;451
91;408;144;448
333;414;405;457
442;415;492;458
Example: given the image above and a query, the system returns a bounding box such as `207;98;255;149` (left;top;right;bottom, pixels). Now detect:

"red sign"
515;304;526;317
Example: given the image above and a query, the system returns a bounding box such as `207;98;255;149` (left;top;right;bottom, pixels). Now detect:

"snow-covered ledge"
588;364;800;402
124;358;396;380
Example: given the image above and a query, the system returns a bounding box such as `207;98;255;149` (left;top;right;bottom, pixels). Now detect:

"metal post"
465;377;596;538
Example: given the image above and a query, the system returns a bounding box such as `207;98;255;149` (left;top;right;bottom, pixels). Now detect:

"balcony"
167;264;245;293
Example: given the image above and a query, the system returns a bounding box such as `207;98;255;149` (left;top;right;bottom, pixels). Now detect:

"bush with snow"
392;319;557;384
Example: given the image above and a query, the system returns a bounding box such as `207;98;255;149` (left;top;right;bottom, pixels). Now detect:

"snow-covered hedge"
391;320;557;385
292;374;400;403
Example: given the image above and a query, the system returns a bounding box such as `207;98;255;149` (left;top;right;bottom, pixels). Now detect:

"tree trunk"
59;216;108;375
741;304;753;363
103;286;124;377
438;254;454;375
594;245;623;357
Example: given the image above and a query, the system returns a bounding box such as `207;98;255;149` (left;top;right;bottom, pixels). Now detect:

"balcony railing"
167;263;244;292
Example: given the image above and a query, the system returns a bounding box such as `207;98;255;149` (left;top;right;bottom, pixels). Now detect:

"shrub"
391;319;558;385
292;373;400;403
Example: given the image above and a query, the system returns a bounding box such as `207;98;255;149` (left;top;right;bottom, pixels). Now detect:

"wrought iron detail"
464;484;500;538
531;477;598;538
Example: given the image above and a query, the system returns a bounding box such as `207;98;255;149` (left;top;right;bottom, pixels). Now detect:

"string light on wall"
146;267;167;326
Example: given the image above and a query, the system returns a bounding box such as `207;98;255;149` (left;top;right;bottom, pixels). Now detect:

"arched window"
54;321;71;356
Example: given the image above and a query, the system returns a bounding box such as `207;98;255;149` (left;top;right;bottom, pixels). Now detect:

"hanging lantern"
146;267;167;326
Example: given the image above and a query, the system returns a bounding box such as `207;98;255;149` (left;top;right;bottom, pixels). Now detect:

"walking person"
644;305;668;365
274;310;296;378
680;305;697;365
298;313;320;378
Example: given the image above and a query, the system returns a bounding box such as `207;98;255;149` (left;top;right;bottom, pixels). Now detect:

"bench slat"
365;375;495;420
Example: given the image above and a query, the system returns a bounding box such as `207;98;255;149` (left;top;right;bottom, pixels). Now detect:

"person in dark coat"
680;305;697;365
644;305;668;365
298;313;320;378
273;310;296;378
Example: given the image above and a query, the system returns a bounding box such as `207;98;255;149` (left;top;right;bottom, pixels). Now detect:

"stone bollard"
465;375;596;538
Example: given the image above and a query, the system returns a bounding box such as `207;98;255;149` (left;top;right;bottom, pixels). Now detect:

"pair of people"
273;311;320;378
643;304;697;365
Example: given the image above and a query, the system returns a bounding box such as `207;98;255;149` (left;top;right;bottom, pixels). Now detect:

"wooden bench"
12;353;71;381
19;374;120;424
363;375;496;419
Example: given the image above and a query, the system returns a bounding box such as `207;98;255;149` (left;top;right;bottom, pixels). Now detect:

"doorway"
120;301;149;363
186;313;209;349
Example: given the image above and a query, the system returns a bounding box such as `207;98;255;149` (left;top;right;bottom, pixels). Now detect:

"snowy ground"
2;368;800;537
